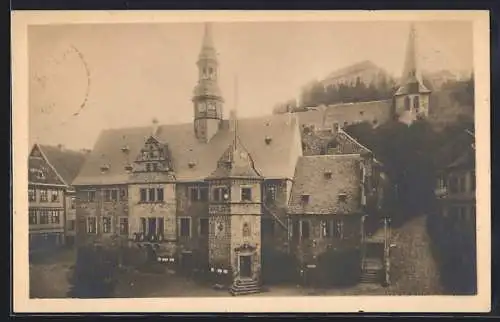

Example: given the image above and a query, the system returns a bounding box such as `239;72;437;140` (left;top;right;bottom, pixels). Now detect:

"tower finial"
202;22;214;50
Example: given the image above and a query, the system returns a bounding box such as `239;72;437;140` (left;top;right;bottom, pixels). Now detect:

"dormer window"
121;145;130;153
188;161;196;169
324;171;332;179
338;193;348;202
265;136;272;145
301;194;310;204
100;164;110;173
124;164;133;172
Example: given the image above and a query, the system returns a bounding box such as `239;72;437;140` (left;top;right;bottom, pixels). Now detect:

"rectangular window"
301;194;310;204
189;187;199;202
29;209;37;225
152;163;158;172
199;187;208;202
241;187;252;202
39;189;48;202
50;210;60;224
471;171;476;192
180;217;191;237
102;217;112;233
111;189;118;202
266;185;277;202
212;188;220;202
199;218;209;236
157;217;164;236
148;188;156;202
140;217;147;234
88;191;96;202
156;188;164;202
51;190;59;202
119;217;128;235
28;188;36;202
145;163;151;172
120;188;128;201
320;220;331;238
39;209;49;224
301;220;310;239
70;196;76;209
87;217;97;234
147;218;157;236
140;188;147;202
68;219;75;231
104;189;111;202
333;219;343;239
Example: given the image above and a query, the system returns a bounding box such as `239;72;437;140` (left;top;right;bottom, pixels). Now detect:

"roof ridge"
337;128;373;153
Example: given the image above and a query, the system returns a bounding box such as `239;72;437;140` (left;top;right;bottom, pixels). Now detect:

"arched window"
413;96;420;112
404;96;411;111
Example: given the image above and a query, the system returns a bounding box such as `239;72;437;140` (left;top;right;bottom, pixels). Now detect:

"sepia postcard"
11;10;491;313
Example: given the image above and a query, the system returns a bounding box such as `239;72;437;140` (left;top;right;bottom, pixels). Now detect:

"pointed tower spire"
198;22;217;62
402;23;419;84
393;22;432;125
395;23;430;96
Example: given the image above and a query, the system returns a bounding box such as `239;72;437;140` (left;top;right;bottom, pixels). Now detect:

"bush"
318;248;362;287
67;246;119;298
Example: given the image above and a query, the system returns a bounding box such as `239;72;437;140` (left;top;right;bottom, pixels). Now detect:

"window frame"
119;217;128;235
29;209;37;225
199;218;209;236
28;188;36;202
39;189;48;202
179;217;192;238
241;187;252;202
102;216;112;234
87;216;97;234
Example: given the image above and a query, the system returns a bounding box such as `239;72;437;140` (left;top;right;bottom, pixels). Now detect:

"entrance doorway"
239;255;252;278
181;252;194;275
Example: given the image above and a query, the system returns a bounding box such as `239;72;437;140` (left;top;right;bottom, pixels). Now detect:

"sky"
28;20;473;150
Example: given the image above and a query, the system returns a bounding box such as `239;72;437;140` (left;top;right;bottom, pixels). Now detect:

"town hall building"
72;23;389;295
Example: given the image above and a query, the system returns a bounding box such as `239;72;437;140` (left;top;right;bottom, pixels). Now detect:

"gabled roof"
206;137;262;180
394;82;431;96
73;113;301;185
288;154;363;215
32;144;87;187
434;128;476;171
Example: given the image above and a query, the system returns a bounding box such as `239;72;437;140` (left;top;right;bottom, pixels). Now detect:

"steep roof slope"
73;113;302;185
288;154;363;215
36;144;88;186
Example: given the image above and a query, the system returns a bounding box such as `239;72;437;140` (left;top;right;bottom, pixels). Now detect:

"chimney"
229;109;237;132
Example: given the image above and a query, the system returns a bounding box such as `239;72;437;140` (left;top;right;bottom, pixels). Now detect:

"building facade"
72;23;388;294
28;144;86;252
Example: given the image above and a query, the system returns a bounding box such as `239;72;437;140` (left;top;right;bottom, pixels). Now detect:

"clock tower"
193;22;224;143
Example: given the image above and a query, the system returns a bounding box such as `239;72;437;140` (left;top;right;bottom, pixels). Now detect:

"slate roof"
73;113;301;186
206;137;263;179
288;154;363;215
36;144;88;186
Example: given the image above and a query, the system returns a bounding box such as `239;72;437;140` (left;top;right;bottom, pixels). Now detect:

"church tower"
193;22;224;142
394;23;432;125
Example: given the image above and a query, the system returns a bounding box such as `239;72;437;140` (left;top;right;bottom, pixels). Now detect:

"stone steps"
360;269;382;284
229;279;261;296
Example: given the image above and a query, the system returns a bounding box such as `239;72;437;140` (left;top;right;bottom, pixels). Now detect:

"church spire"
395;23;430;96
401;23;419;85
